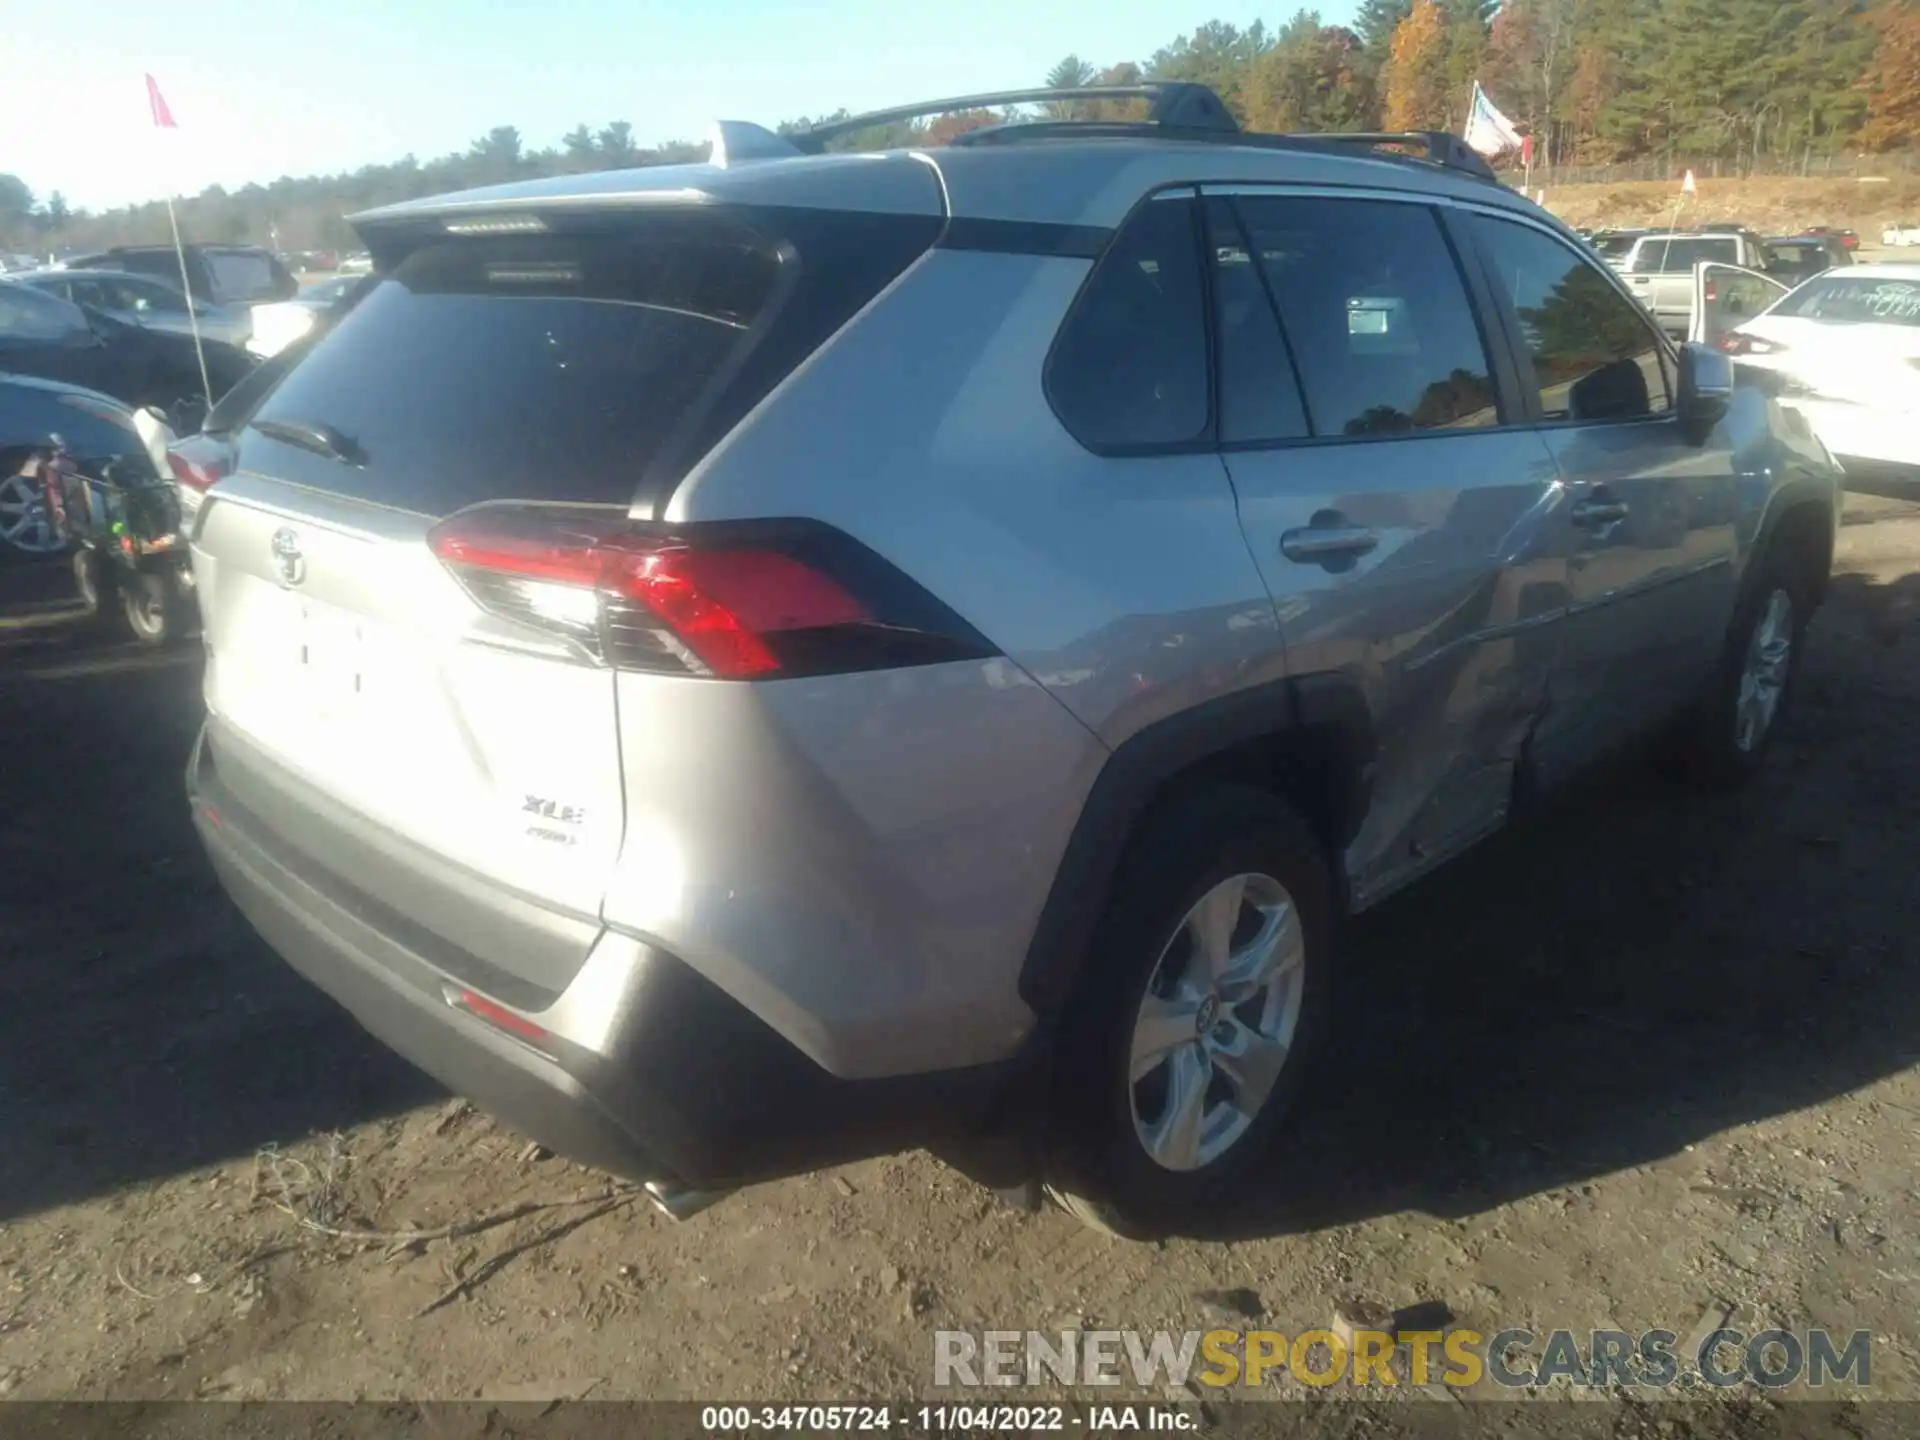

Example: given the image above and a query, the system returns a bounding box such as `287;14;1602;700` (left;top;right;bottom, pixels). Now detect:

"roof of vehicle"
13;266;189;289
351;84;1557;238
109;242;272;253
0;369;138;414
1764;236;1833;247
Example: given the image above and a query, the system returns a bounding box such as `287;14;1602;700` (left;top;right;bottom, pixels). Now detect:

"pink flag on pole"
146;74;177;128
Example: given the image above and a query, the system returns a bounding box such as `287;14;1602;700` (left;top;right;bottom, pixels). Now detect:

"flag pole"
163;193;213;413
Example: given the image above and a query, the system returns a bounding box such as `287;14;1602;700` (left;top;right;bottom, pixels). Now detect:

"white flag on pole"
1463;81;1525;159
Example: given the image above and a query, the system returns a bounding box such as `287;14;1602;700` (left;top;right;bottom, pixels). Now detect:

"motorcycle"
21;405;195;645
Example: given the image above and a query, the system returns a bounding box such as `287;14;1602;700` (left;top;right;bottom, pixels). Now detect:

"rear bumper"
187;725;1033;1191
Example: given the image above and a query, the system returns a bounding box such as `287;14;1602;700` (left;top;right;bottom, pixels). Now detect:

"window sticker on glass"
1347;303;1390;336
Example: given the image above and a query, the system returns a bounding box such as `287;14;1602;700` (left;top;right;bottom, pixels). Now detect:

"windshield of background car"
1629;237;1739;272
1592;234;1639;259
1770;276;1920;326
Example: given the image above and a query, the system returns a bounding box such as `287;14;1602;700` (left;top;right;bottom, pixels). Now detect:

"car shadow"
0;613;438;1225
1196;564;1920;1241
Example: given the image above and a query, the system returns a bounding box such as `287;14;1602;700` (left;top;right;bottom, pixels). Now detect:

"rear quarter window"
204;250;280;302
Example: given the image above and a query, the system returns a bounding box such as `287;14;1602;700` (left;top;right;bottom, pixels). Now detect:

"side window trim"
1433;205;1530;427
1453;204;1679;431
1042;185;1219;458
1201;193;1315;444
1196;185;1520;453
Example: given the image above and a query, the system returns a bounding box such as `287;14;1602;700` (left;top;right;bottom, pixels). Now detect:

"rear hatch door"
194;214;801;996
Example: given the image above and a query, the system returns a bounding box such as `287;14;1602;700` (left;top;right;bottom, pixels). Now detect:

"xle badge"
522;794;586;846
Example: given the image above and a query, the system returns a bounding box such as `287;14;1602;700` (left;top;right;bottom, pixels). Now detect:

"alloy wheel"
1127;871;1305;1172
0;472;61;553
1734;588;1793;753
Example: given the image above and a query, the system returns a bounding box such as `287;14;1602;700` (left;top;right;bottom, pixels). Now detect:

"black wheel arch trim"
1749;477;1837;603
1017;672;1375;1017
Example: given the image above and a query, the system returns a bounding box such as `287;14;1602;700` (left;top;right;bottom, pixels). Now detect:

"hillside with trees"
2;0;1915;258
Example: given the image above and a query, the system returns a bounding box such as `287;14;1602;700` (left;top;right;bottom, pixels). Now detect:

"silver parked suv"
181;84;1843;1237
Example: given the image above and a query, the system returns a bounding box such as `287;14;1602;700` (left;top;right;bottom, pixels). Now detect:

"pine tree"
1356;0;1415;66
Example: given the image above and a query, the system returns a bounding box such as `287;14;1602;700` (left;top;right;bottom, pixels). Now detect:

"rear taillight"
1716;333;1787;356
426;507;995;681
166;434;235;492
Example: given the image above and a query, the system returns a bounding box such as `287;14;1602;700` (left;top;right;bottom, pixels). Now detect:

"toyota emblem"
270;527;306;586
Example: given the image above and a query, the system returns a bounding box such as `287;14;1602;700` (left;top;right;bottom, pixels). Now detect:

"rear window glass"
1772;276;1920;326
236;210;936;516
1591;234;1639;259
1628;237;1739;272
205;250;279;301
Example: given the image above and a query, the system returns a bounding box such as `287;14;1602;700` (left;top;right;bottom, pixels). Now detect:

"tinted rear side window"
1628;237;1738;272
1047;194;1210;450
234;208;938;516
1232;195;1498;436
205;250;278;301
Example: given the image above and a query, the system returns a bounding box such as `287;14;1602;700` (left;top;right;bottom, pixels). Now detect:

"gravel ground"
1;502;1917;1424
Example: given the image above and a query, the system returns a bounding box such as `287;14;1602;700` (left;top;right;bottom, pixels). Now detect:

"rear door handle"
1570;499;1630;527
1280;525;1379;563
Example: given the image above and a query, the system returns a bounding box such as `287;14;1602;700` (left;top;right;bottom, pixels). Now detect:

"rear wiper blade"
250;418;368;468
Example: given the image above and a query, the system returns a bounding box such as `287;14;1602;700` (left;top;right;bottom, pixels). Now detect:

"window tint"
114;251;182;283
234;209;938;516
0;284;86;341
1471;216;1672;422
1202;196;1309;445
1232;195;1498;437
1771;275;1920;327
1048;195;1210;449
1627;236;1739;272
113;276;185;311
205;250;277;301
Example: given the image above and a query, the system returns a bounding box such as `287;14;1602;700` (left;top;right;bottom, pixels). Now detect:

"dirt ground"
1;500;1918;1419
1540;173;1920;242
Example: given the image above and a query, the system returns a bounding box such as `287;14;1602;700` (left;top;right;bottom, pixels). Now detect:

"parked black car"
59;244;298;306
1762;235;1852;287
1;279;253;428
0;372;195;642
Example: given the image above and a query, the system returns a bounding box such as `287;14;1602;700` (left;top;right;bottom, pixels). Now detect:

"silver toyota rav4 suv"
179;84;1842;1237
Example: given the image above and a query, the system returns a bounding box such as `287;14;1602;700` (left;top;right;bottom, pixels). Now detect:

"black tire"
120;569;179;646
1043;784;1335;1239
1666;547;1813;788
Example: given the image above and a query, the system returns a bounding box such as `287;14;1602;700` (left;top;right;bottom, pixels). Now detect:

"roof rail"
1294;130;1500;182
948;118;1501;184
787;82;1238;153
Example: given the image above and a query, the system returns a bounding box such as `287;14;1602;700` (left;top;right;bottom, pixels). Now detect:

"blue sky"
8;0;1358;213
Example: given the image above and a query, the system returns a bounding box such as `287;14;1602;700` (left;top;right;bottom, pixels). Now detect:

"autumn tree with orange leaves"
1381;0;1452;130
1858;1;1920;150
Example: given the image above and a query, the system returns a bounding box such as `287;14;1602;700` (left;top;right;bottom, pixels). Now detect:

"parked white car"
1882;222;1920;247
1714;263;1920;490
